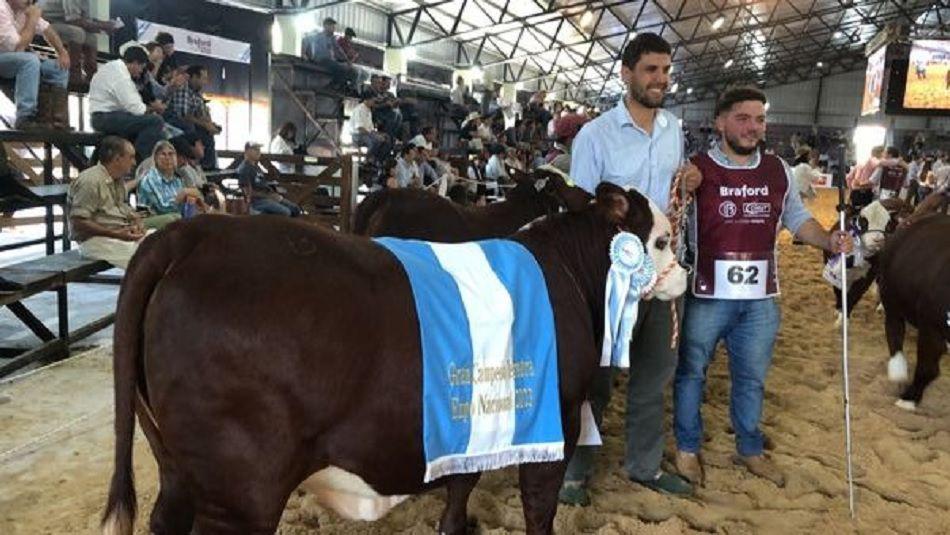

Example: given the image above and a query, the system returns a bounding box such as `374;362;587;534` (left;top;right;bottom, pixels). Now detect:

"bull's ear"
594;182;629;224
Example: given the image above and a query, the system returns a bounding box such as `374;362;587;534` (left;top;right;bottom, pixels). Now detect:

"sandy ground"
2;189;950;534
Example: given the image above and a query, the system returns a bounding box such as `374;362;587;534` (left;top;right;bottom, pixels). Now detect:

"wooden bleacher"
0;249;114;377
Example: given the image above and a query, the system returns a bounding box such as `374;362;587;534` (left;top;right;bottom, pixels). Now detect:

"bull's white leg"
887;351;909;383
894;399;917;411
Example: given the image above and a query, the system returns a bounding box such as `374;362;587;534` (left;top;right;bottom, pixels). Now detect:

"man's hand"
114;226;144;242
98;20;118;34
681;162;702;192
25;5;42;21
56;49;70;70
829;230;854;255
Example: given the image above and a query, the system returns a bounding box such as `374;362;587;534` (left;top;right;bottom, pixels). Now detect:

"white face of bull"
857;201;892;255
644;201;688;301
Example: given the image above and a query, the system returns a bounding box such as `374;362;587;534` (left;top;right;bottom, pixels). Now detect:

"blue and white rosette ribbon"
601;232;657;368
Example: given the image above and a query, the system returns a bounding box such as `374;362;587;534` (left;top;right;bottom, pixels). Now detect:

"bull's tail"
102;231;175;535
352;190;389;236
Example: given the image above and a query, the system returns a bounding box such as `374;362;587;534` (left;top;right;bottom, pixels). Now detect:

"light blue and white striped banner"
375;238;563;483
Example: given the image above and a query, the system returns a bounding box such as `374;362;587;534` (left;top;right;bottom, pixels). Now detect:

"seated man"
136;140;204;228
41;0;115;87
302;17;356;93
0;0;70;129
89;46;166;160
164;65;220;170
172;135;224;211
238;141;301;217
67;136;145;269
349;95;391;163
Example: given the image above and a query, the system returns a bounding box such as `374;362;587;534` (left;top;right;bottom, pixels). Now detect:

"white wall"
668;70;950;133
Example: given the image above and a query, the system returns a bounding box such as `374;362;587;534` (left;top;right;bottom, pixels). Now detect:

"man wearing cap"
238;142;301;217
303;17;356;92
559;32;703;505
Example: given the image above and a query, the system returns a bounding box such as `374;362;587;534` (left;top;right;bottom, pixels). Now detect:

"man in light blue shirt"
302;17;356;92
559;32;703;505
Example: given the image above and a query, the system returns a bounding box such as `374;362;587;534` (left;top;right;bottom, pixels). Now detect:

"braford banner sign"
136;19;251;64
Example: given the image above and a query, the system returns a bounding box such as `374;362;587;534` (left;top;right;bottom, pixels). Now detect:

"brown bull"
352;169;572;242
881;214;950;410
103;183;687;534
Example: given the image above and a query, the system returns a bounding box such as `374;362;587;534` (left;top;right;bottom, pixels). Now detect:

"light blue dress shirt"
570;102;684;212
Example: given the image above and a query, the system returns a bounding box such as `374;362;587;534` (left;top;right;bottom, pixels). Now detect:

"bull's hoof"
895;399;917;411
887;353;909;383
558;482;591;506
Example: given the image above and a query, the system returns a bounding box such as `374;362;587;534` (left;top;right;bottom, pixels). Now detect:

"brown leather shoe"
734;454;786;487
675;450;704;486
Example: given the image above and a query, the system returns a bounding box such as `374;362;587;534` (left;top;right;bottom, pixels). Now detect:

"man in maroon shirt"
336;27;358;63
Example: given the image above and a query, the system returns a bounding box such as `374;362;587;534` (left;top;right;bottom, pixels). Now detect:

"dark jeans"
164;114;218;170
91;111;165;160
314;58;356;86
251;197;300;217
373;108;403;140
353;131;391;162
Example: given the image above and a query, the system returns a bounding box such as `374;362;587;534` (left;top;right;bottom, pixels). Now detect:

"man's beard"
627;81;666;109
724;133;759;155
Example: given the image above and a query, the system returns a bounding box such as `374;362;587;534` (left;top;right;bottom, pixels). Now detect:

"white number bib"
713;260;768;299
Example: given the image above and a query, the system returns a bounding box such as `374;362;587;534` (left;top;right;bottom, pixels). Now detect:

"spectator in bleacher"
172;134;223;211
269;121;297;173
349;94;391;163
131;44;166;116
0;0;70;130
165;65;220;170
68;136;144;269
153;31;177;85
362;75;402;140
42;0;115;88
484;144;508;197
337;27;358;63
409;126;436;151
394;144;421;188
302;17;356;94
136;140;204;227
89;46;167;160
238;141;301;217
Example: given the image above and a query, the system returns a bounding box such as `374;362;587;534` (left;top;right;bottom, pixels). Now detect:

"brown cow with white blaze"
881;214;950;410
102;183;687;534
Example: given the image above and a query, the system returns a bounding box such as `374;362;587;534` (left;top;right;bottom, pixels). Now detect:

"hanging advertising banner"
136;19;251;64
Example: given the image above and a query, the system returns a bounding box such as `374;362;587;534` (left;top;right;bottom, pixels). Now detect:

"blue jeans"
0;52;68;119
251;197;300;217
91;111;166;160
674;296;780;457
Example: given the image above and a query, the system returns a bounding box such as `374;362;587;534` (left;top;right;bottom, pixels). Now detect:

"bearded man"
672;86;852;489
557;32;703;505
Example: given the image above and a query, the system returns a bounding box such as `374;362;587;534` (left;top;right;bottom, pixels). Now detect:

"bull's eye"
655;237;669;250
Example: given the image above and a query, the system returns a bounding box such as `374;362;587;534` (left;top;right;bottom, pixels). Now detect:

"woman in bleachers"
136;141;206;228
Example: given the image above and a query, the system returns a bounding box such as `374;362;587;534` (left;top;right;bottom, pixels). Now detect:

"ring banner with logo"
136;19;251;64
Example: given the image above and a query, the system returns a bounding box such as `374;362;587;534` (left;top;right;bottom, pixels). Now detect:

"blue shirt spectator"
137;167;185;215
570;103;683;211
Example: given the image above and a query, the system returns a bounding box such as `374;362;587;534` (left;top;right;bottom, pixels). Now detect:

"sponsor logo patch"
743;202;771;217
719;200;737;218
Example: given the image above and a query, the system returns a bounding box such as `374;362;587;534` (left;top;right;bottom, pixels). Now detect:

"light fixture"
816;61;824;67
833;31;842;39
724;59;734;68
711;16;725;30
670;82;679;93
686;87;693;95
580;11;594;27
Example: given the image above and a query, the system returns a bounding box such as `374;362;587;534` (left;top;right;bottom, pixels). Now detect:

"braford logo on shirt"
719;185;770;197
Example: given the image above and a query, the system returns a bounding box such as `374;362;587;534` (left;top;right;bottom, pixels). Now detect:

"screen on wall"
903;39;950;111
861;46;886;115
